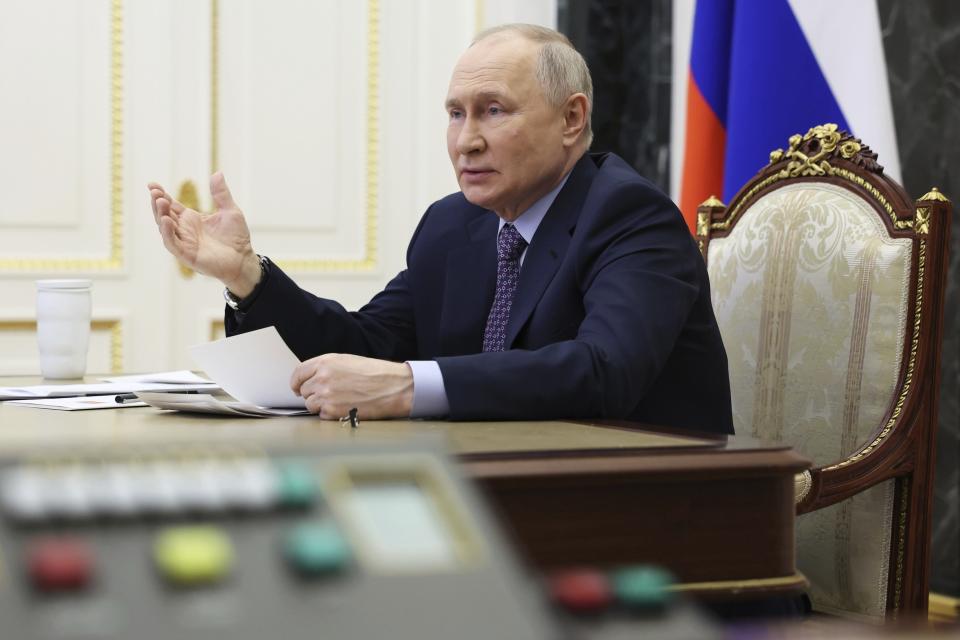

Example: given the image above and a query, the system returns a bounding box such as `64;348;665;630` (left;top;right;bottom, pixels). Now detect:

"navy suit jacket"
227;152;734;434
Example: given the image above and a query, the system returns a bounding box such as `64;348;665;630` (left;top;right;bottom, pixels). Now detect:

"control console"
0;438;557;639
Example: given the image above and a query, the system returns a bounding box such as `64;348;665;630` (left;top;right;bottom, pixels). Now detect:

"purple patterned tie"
483;224;528;352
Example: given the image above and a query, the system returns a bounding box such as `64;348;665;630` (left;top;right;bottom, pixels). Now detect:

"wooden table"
0;377;810;599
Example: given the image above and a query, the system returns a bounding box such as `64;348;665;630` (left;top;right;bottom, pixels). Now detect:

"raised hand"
148;172;263;297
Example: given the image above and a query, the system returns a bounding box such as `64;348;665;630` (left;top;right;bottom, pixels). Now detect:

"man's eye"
449;110;463;120
488;106;502;115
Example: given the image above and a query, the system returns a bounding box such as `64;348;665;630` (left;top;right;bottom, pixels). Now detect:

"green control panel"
0;438;557;640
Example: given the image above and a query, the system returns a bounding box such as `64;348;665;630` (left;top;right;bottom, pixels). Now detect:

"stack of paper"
2;328;308;417
135;392;306;417
1;371;219;411
136;327;309;417
1;371;218;399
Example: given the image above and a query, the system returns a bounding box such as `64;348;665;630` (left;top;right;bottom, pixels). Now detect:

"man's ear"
561;93;589;147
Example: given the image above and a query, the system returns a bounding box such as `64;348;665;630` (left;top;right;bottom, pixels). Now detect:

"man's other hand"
290;354;415;419
148;172;262;297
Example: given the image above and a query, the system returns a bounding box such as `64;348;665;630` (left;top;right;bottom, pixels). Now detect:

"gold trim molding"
696;212;710;237
209;319;225;343
716;125;903;233
474;0;485;33
670;573;807;594
930;593;960;623
716;162;903;234
211;0;220;174
699;195;724;208
915;207;931;235
919;187;950;203
175;180;201;278
0;0;124;272
0;319;123;374
891;476;909;616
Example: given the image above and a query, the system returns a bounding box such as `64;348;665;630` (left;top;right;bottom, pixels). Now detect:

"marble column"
878;0;960;597
557;0;674;191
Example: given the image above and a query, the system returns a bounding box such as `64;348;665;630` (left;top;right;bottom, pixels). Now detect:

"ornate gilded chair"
696;125;952;621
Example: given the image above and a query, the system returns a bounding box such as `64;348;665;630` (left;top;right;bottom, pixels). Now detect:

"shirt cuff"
406;360;450;418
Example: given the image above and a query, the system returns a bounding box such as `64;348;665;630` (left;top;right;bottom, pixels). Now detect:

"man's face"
446;36;569;221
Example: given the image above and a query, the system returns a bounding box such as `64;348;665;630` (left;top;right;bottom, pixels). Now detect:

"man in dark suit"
148;24;733;434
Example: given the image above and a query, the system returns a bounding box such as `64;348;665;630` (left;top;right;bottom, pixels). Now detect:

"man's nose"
456;118;485;155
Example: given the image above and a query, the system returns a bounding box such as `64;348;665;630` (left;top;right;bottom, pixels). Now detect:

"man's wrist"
396;363;415;417
224;255;269;311
224;252;265;299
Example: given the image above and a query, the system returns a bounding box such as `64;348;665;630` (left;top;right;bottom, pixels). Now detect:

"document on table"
187;327;307;410
1;329;309;417
99;371;215;385
134;392;306;417
7;396;148;411
0;372;219;401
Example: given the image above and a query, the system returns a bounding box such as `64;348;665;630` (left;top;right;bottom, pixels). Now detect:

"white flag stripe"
788;0;901;181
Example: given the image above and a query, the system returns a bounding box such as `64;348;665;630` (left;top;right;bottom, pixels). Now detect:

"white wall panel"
218;0;367;258
0;0;112;258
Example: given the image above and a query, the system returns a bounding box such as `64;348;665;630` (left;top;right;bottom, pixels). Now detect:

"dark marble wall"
557;0;673;191
560;0;960;596
878;0;960;596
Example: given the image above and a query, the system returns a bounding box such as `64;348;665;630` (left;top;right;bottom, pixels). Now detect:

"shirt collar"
498;171;572;244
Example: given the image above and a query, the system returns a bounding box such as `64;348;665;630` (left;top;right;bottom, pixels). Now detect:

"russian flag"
675;0;901;232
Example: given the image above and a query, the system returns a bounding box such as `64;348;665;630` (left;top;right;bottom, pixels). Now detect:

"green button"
153;526;233;585
611;566;675;608
284;522;351;575
274;461;319;508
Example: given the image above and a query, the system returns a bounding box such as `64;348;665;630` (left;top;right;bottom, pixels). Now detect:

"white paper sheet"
99;370;213;385
7;396;148;411
0;381;219;401
188;327;306;409
135;392;307;417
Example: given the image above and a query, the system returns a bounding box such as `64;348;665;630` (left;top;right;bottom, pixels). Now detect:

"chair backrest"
697;124;952;621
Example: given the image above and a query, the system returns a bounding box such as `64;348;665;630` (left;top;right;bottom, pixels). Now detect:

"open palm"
149;172;258;289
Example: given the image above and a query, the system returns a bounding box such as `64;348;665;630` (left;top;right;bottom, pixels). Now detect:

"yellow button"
153;526;233;585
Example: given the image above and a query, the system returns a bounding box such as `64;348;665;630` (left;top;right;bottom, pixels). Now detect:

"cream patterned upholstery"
708;183;912;621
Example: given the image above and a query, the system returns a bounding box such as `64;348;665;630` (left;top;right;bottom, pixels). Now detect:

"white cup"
36;279;92;380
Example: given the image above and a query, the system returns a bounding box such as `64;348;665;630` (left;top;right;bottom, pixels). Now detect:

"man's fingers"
158;217;183;258
155;196;178;225
167;196;186;214
290;363;313;396
148;187;161;223
318;405;340;420
155;196;169;218
303;394;323;415
210;171;239;211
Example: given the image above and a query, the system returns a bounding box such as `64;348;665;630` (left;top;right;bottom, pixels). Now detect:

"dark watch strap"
223;255;270;311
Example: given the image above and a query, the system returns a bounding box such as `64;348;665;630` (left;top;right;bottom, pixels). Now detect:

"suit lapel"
439;213;498;354
504;155;598;348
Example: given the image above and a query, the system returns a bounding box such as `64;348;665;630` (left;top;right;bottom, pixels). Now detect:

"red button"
548;569;612;613
27;538;94;592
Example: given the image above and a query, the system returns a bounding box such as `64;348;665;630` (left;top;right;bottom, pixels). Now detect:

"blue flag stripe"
721;0;849;201
689;0;735;125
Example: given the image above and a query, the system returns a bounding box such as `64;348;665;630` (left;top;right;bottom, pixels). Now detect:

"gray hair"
473;24;593;148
